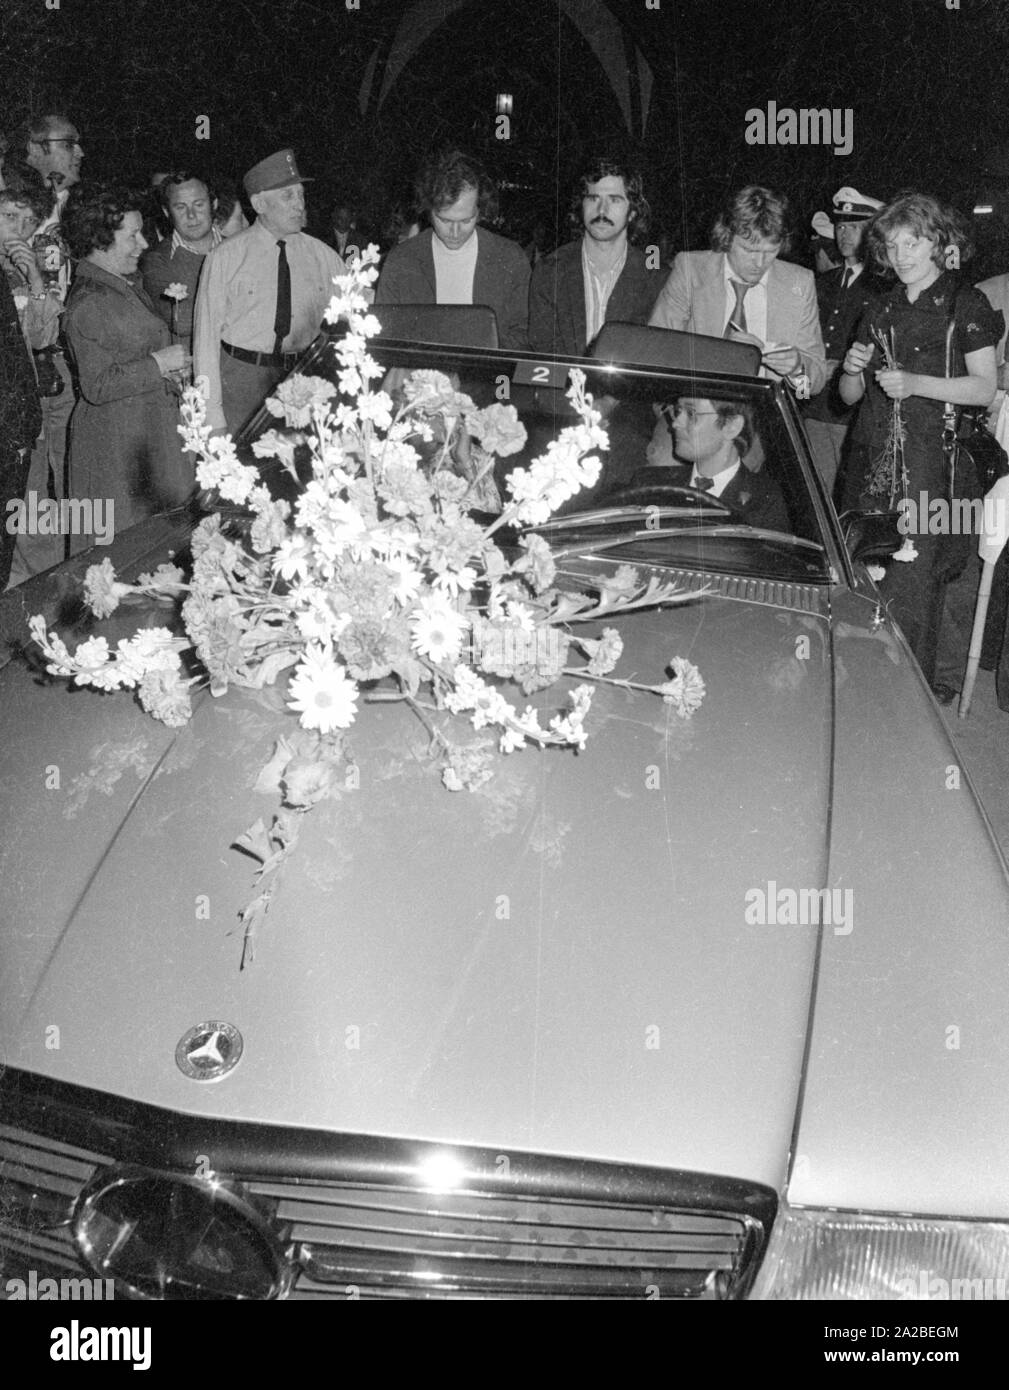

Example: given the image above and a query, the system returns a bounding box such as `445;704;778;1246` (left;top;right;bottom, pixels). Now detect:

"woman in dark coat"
63;183;193;546
840;192;1001;692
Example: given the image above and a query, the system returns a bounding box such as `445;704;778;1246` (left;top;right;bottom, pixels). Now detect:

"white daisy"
287;645;359;733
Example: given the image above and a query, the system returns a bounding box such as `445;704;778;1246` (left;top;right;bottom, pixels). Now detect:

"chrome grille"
247;1178;754;1299
0;1110;766;1300
0;1124;108;1280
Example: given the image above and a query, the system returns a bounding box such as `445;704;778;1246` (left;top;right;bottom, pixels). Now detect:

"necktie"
725;279;748;338
694;473;715;492
840;267;852;293
273;239;291;362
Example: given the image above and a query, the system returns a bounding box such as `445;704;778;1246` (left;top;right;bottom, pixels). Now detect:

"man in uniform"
193;149;345;436
803;185;884;497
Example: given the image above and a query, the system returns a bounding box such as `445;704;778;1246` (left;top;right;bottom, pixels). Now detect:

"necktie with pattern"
273;239;291;362
725;278;748;338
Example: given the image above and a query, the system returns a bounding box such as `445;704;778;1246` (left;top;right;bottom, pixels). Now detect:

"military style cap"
830;186;884;222
243;149;313;196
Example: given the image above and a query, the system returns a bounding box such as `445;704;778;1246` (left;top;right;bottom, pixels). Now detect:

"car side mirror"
839;509;903;563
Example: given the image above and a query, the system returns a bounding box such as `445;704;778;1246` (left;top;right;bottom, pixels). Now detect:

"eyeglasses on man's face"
36;137;82;149
671;404;720;423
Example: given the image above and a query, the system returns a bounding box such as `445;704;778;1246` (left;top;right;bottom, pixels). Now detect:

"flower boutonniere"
163;282;188;340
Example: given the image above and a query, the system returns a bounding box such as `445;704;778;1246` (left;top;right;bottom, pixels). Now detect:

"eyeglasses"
37;137;82;149
670;405;720;423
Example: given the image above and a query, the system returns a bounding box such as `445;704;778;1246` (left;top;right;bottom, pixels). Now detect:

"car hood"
1;573;833;1189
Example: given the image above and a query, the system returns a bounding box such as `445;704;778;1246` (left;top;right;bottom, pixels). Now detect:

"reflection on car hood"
0;577;833;1190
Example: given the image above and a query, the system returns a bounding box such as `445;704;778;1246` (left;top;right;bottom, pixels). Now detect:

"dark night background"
4;0;1009;272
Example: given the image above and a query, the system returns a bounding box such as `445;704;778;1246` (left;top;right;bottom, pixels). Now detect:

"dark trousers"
220;350;285;437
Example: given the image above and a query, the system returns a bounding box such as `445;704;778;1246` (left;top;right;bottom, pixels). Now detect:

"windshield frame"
237;330;854;589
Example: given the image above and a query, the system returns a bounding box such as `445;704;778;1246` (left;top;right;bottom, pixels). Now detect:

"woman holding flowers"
62;182;194;546
839;192;1001;694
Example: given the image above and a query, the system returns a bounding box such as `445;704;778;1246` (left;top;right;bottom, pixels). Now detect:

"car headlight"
750;1205;1009;1299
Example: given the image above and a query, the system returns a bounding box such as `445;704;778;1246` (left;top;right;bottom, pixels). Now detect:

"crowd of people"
2;112;1008;707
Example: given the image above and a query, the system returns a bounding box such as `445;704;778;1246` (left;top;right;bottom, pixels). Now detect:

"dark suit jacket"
616;460;790;533
375;227;530;350
140;236;209;349
528;239;663;357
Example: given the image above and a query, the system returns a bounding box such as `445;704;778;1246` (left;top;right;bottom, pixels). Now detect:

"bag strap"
942;287;960;500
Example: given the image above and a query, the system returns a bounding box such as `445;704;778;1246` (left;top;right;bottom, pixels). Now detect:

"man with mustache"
529;157;662;357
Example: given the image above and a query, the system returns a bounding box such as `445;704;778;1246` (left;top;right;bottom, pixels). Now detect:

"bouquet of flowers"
30;248;705;965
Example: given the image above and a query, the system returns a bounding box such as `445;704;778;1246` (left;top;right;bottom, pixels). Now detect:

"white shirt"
691;459;740;498
582;237;627;345
432;231;478;304
723;259;768;344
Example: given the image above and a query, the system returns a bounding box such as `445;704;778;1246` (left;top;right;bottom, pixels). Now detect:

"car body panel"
1;569;834;1191
791;586;1009;1218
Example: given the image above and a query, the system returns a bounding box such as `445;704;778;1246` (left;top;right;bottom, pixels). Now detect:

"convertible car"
2;317;1008;1301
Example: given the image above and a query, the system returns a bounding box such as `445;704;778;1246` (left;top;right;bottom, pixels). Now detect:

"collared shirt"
722;258;768;343
691;459;740;498
582;237;628;345
193;218;346;430
432;231;478;304
171;226;223;258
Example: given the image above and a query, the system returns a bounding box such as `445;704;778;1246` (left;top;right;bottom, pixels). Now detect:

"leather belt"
222;341;302;369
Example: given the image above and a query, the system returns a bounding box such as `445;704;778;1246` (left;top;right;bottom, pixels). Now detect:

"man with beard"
528;157;662;357
193;149;345;435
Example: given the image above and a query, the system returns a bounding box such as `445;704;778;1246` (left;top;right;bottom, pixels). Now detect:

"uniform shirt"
193;218;345;430
805;262;882;423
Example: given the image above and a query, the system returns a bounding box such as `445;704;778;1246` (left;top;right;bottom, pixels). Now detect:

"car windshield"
240;333;833;584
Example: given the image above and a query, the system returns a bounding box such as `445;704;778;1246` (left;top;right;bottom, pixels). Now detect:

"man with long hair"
375;149;530;349
528;156;662;357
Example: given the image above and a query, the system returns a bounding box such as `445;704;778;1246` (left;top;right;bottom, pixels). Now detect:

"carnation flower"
83;558;130;618
70;636;112;687
266;374;338;428
660;656;706;718
586;627;623;677
251;429;303;473
469;402;527;457
163;283;188;302
287;644;359;733
138;667;193;727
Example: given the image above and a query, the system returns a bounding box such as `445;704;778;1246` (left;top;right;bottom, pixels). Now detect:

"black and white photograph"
3;0;1009;1339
